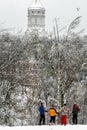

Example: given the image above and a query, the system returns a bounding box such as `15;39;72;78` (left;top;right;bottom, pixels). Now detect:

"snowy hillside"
0;125;87;130
0;22;87;125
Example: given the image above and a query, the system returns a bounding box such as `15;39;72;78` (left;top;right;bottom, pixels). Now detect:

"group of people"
39;102;80;125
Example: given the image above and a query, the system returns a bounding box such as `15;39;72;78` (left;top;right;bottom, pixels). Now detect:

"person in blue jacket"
39;102;45;125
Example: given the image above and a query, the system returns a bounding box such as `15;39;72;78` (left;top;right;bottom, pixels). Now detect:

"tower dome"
27;0;45;35
29;0;44;9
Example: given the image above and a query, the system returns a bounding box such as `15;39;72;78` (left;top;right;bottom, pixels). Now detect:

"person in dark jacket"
72;103;80;124
39;102;45;125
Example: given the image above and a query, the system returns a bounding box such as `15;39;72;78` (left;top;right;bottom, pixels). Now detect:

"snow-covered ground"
0;125;87;130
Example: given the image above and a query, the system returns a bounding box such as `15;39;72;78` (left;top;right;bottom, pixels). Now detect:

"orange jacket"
49;108;57;116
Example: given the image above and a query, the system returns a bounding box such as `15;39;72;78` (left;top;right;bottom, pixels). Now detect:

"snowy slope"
0;125;87;130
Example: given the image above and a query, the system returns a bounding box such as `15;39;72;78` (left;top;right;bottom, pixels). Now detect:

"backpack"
72;104;80;115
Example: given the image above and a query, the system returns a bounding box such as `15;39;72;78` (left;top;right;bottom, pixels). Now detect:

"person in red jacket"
60;103;69;125
72;103;80;124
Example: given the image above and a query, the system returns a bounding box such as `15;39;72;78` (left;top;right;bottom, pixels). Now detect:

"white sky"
0;0;87;34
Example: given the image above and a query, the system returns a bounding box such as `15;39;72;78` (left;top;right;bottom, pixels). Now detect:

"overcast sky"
0;0;87;34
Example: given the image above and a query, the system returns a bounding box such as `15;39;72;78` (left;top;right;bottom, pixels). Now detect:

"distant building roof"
29;0;45;10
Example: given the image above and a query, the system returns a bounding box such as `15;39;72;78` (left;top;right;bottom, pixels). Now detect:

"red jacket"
72;104;80;114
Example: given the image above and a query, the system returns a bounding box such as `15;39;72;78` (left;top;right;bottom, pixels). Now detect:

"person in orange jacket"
49;105;57;124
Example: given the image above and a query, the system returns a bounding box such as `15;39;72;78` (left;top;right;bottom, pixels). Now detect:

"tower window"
38;11;40;13
35;18;37;24
42;12;45;14
32;11;34;13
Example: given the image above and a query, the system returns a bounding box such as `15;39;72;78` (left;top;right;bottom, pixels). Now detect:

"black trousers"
50;116;56;123
72;114;78;124
39;114;45;125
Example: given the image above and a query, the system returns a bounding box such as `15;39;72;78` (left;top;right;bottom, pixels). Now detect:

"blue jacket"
39;105;45;115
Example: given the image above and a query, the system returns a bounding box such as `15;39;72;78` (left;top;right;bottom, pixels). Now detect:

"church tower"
27;0;45;35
